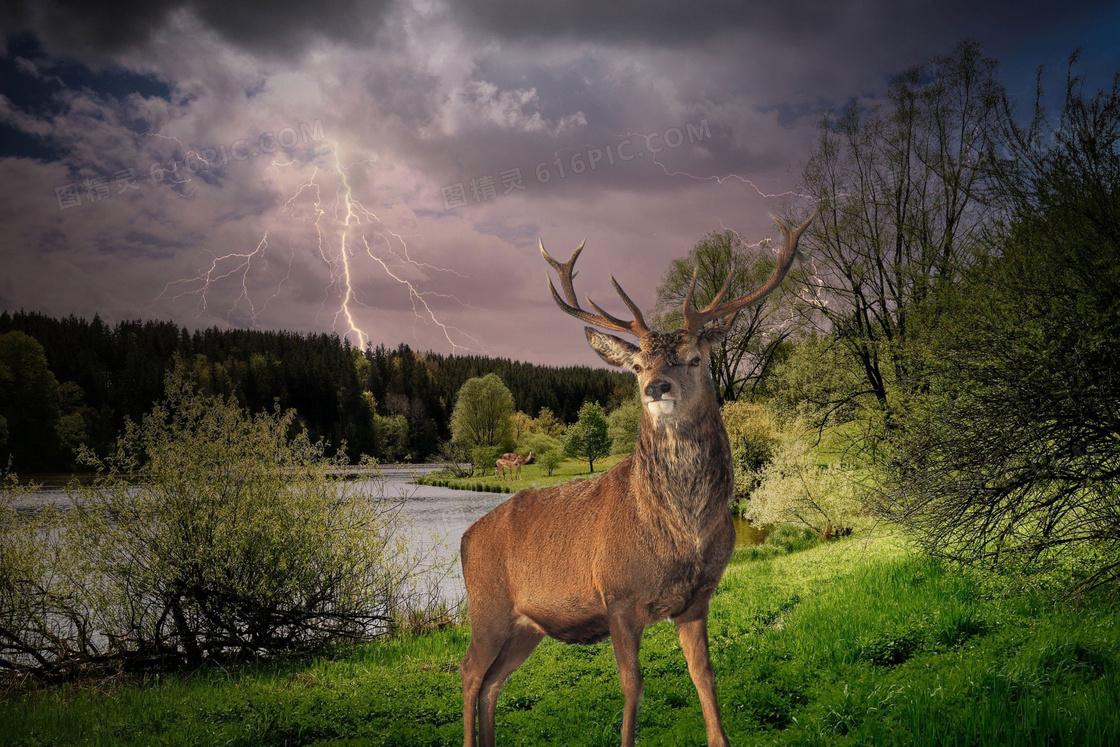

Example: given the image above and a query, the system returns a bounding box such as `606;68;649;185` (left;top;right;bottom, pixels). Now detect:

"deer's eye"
690;357;702;367
632;364;642;374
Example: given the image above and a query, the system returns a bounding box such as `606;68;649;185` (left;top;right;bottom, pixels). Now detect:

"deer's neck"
632;398;733;541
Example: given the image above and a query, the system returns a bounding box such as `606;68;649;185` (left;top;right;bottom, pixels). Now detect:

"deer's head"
541;215;813;425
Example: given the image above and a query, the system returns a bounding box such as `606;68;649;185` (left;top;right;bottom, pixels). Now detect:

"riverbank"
415;453;629;493
4;530;1117;745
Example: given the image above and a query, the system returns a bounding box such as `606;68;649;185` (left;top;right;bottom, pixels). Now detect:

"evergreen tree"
0;331;62;471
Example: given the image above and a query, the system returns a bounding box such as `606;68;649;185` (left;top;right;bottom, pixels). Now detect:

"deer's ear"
585;328;640;368
697;312;740;347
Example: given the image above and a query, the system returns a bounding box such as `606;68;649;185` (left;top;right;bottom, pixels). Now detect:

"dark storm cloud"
454;0;840;44
2;0;1118;361
450;0;1110;48
2;0;395;58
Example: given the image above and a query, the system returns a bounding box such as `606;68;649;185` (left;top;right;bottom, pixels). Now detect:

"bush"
470;445;503;477
859;628;922;666
745;431;861;539
0;474;72;674
435;440;471;478
721;401;780;507
519;432;563;476
0;368;430;677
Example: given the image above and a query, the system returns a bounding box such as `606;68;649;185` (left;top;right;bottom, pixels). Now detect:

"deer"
460;214;813;747
494;458;516;479
495;451;534;479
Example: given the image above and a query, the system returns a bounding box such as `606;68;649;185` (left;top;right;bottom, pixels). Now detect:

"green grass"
4;532;1119;746
416;453;629;493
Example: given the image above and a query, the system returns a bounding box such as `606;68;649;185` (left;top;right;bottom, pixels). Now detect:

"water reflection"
731;514;770;547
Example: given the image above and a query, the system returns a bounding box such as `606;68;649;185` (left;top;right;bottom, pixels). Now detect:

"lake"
10;466;763;604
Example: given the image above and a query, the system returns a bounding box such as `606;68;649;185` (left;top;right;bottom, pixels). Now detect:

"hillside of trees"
0;310;632;471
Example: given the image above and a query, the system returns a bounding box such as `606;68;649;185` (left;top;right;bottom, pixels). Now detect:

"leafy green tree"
361;393;410;462
0;332;61;471
564;402;611;473
653;229;798;402
374;414;410;462
879;65;1120;587
450;374;515;451
770;334;870;431
532;407;565;438
607;398;642;454
510;411;534;442
54;381;91;463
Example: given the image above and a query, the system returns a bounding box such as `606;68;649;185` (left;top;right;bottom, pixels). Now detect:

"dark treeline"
0;310;631;471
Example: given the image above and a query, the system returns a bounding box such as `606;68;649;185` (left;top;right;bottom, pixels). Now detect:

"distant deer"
495;451;534;479
460;214;813;746
494;458;514;479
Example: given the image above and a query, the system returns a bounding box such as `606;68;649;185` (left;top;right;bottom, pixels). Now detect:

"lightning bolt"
332;149;367;347
154;140;482;353
627;131;817;201
550;129;823;203
137;131;212;198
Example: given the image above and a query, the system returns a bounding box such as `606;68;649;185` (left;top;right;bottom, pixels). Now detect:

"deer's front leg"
608;612;645;747
674;599;730;747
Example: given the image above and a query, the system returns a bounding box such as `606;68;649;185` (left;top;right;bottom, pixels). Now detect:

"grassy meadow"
4;526;1118;746
415;453;629;493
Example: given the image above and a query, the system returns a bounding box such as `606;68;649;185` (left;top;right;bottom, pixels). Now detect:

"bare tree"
797;41;1005;423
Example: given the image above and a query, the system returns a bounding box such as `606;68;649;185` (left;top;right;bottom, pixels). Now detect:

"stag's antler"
540;239;651;338
681;213;815;332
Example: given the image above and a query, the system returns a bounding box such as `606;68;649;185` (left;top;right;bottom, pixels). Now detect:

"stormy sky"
1;0;1117;368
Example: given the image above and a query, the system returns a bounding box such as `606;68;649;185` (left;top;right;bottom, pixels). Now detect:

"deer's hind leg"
462;625;503;747
462;590;517;747
609;612;646;747
477;622;542;746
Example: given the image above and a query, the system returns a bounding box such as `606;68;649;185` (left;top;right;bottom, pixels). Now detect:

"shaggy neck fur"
632;392;733;546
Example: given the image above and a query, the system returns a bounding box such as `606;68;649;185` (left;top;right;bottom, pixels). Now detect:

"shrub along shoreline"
3;530;1118;745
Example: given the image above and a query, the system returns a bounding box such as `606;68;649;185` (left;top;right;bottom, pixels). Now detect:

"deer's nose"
644;380;672;399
